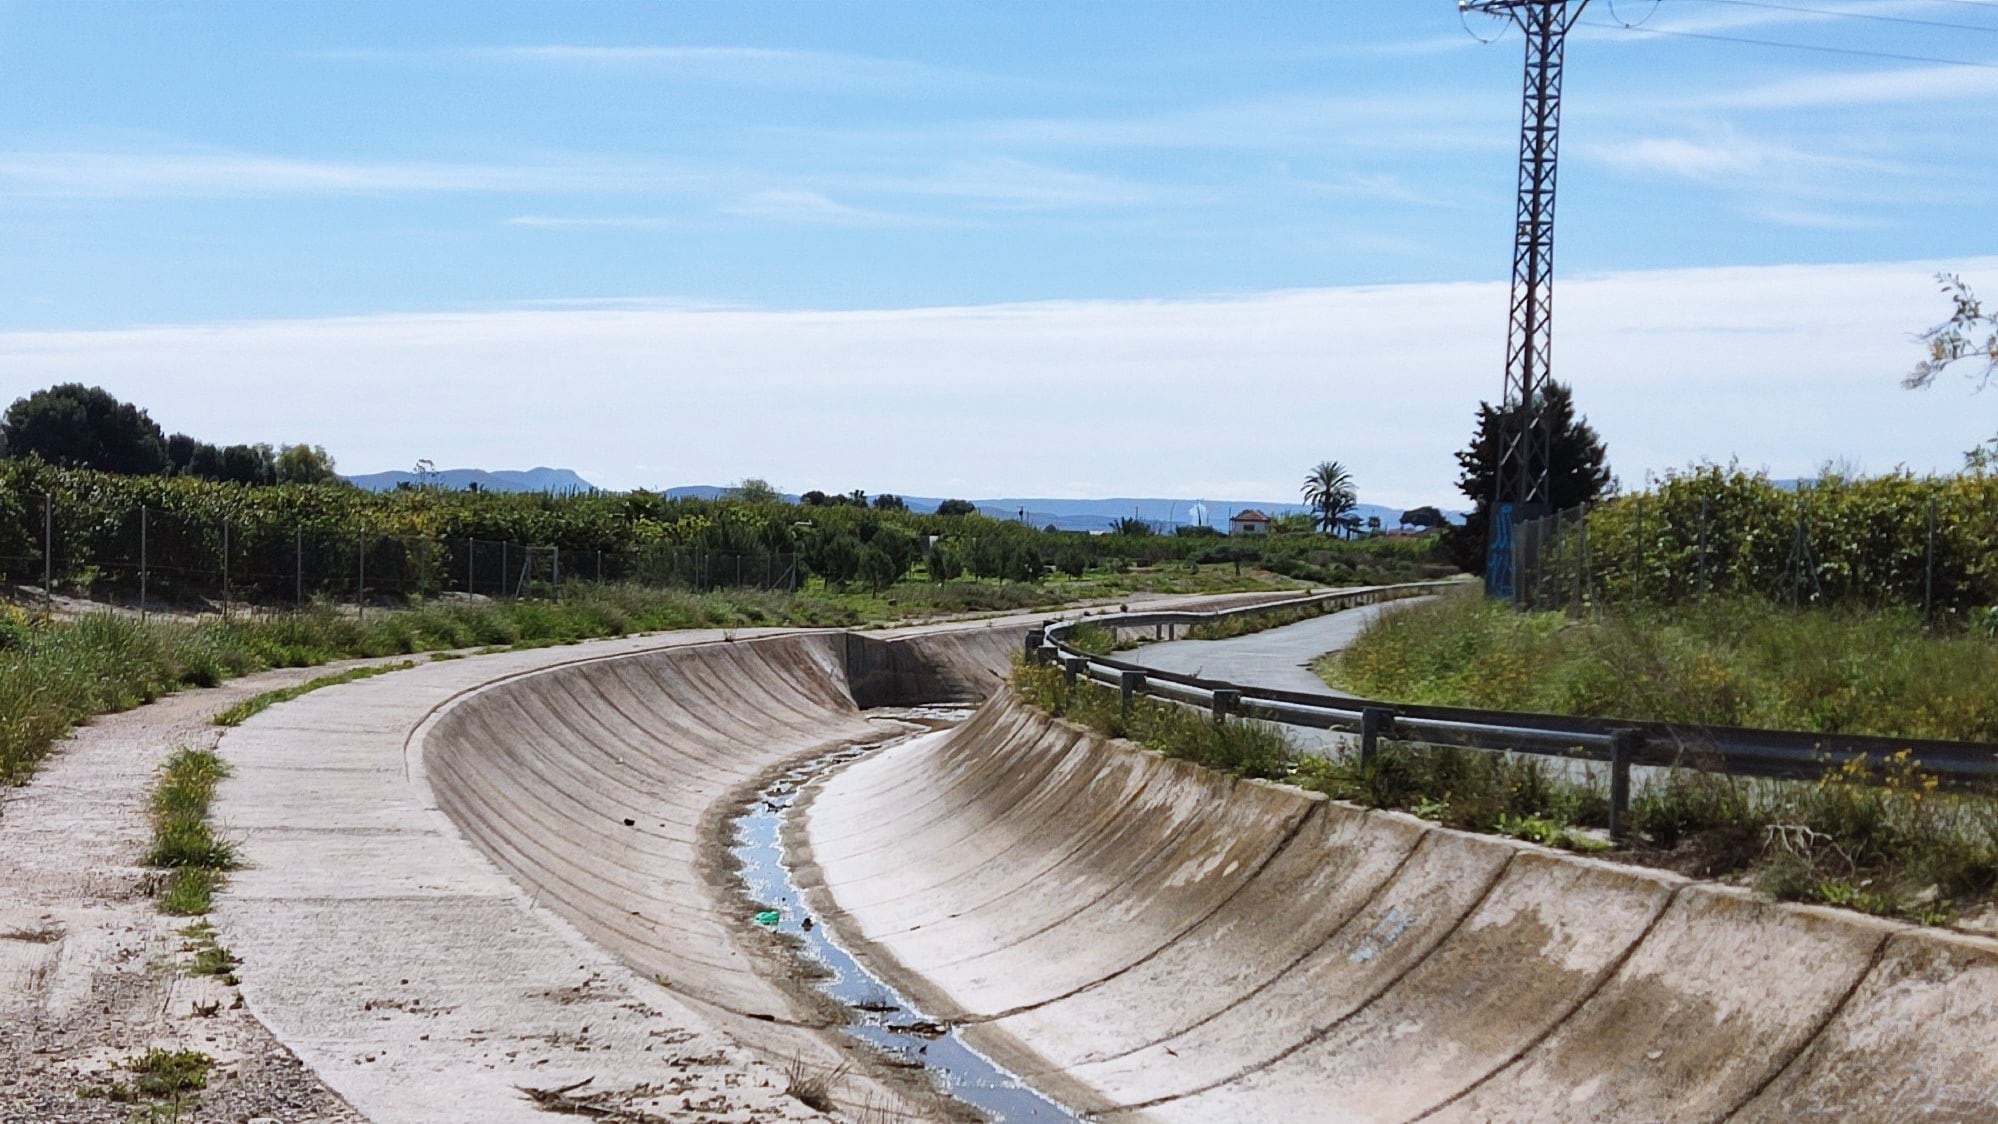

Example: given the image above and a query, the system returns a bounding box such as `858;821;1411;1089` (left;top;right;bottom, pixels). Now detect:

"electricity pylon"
1462;0;1590;598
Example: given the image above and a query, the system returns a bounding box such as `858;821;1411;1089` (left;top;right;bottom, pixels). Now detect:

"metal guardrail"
1033;581;1998;840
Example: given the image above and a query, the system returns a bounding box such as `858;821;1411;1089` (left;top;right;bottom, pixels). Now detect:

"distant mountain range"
345;466;598;493
660;488;1462;533
344;468;1460;531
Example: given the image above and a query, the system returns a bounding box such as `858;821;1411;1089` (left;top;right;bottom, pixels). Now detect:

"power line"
1679;0;1998;34
1584;18;1998;67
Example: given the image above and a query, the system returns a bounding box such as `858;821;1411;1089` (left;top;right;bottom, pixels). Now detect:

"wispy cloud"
719;189;918;226
0;146;703;199
504;215;688;232
1587;131;1888;183
848;157;1200;210
5;260;1991;503
316;44;1002;94
1705;64;1998;109
969;93;1507;155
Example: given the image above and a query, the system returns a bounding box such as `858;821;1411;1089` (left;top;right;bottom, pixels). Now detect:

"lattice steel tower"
1462;0;1590;597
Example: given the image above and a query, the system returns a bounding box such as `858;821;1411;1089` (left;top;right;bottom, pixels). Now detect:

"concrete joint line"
1716;923;1904;1122
1049;808;1437;1071
964;795;1321;1025
1118;841;1524;1113
1407;880;1687;1122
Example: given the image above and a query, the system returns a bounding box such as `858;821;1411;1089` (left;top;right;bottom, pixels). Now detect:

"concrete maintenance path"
1115;597;1429;697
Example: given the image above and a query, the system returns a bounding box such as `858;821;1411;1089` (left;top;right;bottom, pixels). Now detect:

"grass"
79;1047;213;1105
212;660;415;727
1320;590;1998;743
0;565;1300;794
1014;658;1998;926
1014;660;1296;781
144;747;236;916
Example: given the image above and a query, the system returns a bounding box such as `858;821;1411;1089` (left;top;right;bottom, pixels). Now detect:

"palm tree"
1301;461;1357;535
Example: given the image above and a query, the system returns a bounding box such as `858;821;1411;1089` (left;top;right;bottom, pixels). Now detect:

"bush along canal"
732;707;1080;1122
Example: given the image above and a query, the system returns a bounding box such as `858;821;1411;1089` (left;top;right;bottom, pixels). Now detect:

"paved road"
1117;598;1428;698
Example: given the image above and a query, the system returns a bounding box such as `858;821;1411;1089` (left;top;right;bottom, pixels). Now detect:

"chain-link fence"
0;496;799;617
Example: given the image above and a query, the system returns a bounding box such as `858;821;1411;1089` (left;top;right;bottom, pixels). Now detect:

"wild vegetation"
1322;590;1998;743
0;457;1446;608
1570;464;1998;615
1015;657;1998;926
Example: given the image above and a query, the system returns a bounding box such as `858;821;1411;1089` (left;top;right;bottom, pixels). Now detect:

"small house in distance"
1228;509;1273;536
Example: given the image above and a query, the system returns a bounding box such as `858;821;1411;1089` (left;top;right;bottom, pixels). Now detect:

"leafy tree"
1054;547;1088;577
925;541;964;581
872;493;907;511
800;490;833;507
1301;461;1358;534
1400;505;1445;530
847;489;869;507
1910;274;1998;391
1449;380;1611;575
216;443;277;485
859;544;901;591
1273;512;1314;534
729;478;781;504
871;525;921;574
274;444;341;486
808;532;863;587
1366;515;1383;536
935;499;977;517
2;384;169;475
1112;516;1153;537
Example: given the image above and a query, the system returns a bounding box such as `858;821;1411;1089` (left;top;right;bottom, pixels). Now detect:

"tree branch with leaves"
1909;273;1998;392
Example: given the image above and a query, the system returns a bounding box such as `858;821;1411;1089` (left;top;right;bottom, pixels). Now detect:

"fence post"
358;535;367;621
1211;688;1240;723
1119;670;1147;727
1925;496;1937;628
467;538;475;598
1061;656;1086;686
1360;707;1390;771
296;527;304;610
1608;729;1638;844
43;493;53;617
221;519;230;620
139;504;148;621
598;550;604;585
1572;505;1587;616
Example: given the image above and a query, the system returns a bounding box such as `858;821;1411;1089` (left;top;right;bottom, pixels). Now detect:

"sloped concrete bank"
796;692;1998;1123
418;627;1025;1117
215;623;1025;1124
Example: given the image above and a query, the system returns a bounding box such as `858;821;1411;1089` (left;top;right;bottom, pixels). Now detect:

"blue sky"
2;1;1995;505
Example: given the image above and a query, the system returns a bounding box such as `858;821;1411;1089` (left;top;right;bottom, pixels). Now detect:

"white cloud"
1705;64;1998;110
0;147;703;199
719;190;915;226
317;44;1008;94
1;259;1991;508
1587;132;1884;183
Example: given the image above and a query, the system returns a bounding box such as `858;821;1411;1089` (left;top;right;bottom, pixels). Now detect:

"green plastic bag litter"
753;910;781;927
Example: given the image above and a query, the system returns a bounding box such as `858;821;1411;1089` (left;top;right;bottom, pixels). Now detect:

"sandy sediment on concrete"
801;692;1998;1122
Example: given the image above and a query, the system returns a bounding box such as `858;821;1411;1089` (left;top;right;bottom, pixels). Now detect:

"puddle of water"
733;706;1083;1123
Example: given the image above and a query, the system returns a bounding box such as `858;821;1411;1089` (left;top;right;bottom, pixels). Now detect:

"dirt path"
0;659;406;1124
